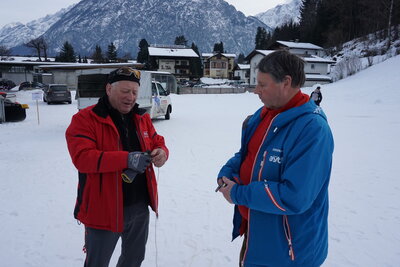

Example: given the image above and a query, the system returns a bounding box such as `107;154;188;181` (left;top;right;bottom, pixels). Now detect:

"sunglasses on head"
115;67;141;79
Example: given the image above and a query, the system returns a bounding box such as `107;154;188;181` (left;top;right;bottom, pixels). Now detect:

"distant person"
310;86;322;106
216;50;334;267
66;67;169;267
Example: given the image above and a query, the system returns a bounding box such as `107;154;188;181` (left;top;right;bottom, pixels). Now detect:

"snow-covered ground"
1;55;399;267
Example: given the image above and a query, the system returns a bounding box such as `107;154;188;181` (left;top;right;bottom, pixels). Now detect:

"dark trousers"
84;203;149;267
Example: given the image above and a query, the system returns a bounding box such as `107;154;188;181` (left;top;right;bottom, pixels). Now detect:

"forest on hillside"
256;0;400;50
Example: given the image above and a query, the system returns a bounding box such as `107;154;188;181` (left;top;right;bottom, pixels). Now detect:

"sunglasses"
115;67;141;80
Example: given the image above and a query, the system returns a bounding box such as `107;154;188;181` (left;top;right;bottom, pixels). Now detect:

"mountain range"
255;0;302;29
0;0;300;58
0;5;74;51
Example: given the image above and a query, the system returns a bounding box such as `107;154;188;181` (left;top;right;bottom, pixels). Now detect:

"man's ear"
106;83;112;96
283;75;292;88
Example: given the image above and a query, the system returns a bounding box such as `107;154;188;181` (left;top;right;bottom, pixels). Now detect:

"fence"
178;86;254;94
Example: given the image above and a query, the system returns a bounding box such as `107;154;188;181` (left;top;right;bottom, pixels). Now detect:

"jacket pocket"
283;215;295;261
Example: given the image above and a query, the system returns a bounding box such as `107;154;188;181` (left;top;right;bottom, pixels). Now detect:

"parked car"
193;83;206;88
0;79;16;90
19;81;45;91
0;92;29;122
43;84;71;104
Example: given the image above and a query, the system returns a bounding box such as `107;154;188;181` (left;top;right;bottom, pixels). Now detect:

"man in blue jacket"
217;50;334;267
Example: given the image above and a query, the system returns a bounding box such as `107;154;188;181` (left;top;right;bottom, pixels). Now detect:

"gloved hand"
122;168;139;183
127;151;152;173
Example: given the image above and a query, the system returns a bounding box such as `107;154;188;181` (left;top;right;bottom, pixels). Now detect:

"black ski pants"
83;203;149;267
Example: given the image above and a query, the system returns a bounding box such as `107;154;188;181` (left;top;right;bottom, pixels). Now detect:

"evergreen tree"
213;42;224;53
237;53;245;64
190;42;202;79
107;42;118;62
78;54;82;63
272;21;300;43
91;45;104;63
83;56;88;63
255;27;269;49
137;39;149;64
55;41;76;62
174;35;188;46
299;0;319;43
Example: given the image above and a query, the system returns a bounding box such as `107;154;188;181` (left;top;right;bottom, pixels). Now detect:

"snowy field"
1;55;400;267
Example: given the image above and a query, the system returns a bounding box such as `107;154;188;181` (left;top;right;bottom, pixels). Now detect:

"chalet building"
246;41;335;87
201;52;236;79
268;40;325;57
148;46;199;81
233;64;250;84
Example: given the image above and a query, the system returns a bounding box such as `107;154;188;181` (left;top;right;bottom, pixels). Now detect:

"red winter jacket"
65;100;168;233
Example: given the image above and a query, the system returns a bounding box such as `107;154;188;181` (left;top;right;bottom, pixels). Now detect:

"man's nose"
127;92;135;100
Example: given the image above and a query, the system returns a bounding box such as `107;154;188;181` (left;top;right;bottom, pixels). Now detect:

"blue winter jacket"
218;99;334;267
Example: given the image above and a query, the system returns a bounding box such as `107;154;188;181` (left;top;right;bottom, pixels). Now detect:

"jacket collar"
92;95;147;119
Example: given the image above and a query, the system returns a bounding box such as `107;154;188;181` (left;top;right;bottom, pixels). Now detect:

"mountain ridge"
1;0;301;57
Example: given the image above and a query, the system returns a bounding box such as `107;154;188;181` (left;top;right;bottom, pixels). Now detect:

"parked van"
75;68;176;120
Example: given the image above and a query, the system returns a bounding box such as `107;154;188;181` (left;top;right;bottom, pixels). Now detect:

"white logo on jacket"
269;155;282;164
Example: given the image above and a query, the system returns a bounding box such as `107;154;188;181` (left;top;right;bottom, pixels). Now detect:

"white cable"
155;167;160;267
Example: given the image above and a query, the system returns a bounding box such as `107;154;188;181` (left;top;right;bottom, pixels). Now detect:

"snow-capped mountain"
0;5;75;50
2;0;270;57
255;0;302;29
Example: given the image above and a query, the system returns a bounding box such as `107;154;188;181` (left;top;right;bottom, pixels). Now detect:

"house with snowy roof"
148;45;199;81
246;41;335;87
268;40;325;57
201;52;236;79
233;64;250;84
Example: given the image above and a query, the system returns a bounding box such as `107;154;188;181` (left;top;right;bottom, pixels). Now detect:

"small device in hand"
215;182;227;192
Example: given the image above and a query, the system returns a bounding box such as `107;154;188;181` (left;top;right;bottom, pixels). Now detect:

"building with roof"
148;46;199;81
201;52;236;79
0;57;143;88
268;40;325;57
37;62;143;90
233;64;250;84
246;41;335;87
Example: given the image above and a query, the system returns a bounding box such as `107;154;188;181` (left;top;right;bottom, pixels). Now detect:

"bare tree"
0;45;11;60
39;37;49;61
25;38;43;61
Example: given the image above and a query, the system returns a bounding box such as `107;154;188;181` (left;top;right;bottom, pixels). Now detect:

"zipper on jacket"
250;115;277;183
283;215;295;261
135;116;158;215
257;151;268;180
242;115;280;264
116;139;120;232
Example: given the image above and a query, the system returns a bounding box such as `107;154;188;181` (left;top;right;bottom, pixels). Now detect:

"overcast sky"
0;0;289;28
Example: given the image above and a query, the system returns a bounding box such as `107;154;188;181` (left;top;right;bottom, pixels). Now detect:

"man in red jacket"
66;67;168;267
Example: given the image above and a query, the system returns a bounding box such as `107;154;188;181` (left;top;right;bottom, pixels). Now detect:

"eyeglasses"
115;67;141;80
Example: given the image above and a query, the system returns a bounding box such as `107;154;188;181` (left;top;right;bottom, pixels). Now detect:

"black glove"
127;151;152;173
122;168;139;183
